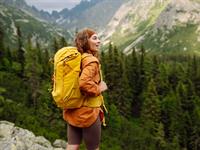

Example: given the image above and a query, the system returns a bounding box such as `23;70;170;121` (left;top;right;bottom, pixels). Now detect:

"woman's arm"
79;62;101;96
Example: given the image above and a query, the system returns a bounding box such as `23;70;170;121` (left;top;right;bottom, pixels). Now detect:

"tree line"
101;44;200;150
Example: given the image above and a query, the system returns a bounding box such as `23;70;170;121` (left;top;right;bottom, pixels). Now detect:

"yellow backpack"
51;47;84;109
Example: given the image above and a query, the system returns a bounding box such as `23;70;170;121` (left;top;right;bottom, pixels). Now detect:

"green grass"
107;0;171;52
141;23;200;54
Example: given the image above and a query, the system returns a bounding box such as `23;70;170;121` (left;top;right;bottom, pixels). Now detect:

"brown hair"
74;28;99;57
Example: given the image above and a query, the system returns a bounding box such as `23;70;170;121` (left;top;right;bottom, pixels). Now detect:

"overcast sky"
25;0;81;12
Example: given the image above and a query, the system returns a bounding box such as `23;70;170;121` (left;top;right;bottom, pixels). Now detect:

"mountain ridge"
2;0;124;32
0;2;70;49
101;0;200;54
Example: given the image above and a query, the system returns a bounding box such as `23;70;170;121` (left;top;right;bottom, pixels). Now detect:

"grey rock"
0;120;66;150
53;139;67;149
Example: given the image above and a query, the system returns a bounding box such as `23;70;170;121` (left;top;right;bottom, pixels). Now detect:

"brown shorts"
67;117;101;150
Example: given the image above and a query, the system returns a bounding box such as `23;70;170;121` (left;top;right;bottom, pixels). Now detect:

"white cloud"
25;0;81;12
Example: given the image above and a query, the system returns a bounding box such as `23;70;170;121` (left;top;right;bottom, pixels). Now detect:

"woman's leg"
67;124;82;150
83;117;101;150
66;144;79;150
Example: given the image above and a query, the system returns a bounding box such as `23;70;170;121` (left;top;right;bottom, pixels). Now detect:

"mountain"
2;0;200;54
2;0;124;32
101;0;200;54
0;2;70;49
0;0;54;22
57;0;124;31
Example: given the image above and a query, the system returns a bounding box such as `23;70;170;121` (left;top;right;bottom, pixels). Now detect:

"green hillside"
141;23;200;53
102;0;200;55
0;3;70;48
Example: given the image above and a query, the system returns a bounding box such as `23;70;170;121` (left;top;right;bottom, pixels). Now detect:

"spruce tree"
175;81;193;149
0;24;6;70
53;37;59;54
16;26;25;77
5;47;12;65
141;78;162;149
152;55;159;79
118;51;132;117
188;56;200;97
59;36;68;48
25;36;42;109
141;78;161;124
100;50;106;75
110;46;124;107
42;49;52;78
104;42;114;104
0;25;4;61
128;47;140;116
135;45;146;117
155;122;166;150
36;39;42;65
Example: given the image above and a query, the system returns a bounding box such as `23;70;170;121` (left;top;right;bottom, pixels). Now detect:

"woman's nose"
97;38;101;44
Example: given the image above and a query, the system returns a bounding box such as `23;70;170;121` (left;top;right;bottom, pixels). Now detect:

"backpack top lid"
54;47;79;64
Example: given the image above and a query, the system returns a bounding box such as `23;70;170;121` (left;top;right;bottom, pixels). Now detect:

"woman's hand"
99;81;108;93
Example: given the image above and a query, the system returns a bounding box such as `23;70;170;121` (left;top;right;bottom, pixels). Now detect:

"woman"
63;28;108;150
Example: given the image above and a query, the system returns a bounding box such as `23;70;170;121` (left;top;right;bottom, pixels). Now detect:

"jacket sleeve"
79;61;101;96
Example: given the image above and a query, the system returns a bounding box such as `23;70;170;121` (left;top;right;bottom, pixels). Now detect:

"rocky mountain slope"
1;0;124;32
0;2;69;48
101;0;200;54
58;0;124;31
0;120;66;150
0;0;53;23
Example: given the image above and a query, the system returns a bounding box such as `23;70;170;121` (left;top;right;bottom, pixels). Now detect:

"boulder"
0;121;66;150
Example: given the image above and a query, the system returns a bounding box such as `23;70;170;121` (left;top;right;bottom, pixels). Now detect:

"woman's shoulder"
81;53;99;67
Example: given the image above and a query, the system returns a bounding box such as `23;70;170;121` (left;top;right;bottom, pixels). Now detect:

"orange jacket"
79;54;101;96
63;54;103;127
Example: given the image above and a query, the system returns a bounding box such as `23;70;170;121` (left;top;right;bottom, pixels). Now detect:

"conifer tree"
104;42;114;104
152;55;159;79
100;50;106;75
175;81;193;148
25;36;42;109
154;63;171;97
155;122;166;149
42;49;52;78
36;39;42;65
141;78;161;124
141;78;163;149
128;47;140;116
16;26;25;77
134;45;146;116
0;25;4;62
5;47;12;65
59;36;68;48
117;51;132;117
171;136;180;150
161;90;176;140
110;46;124;106
53;37;59;54
188;56;200;97
168;62;185;90
0;24;9;71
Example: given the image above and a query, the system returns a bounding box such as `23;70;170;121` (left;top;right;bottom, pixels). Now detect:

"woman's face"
88;34;101;52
